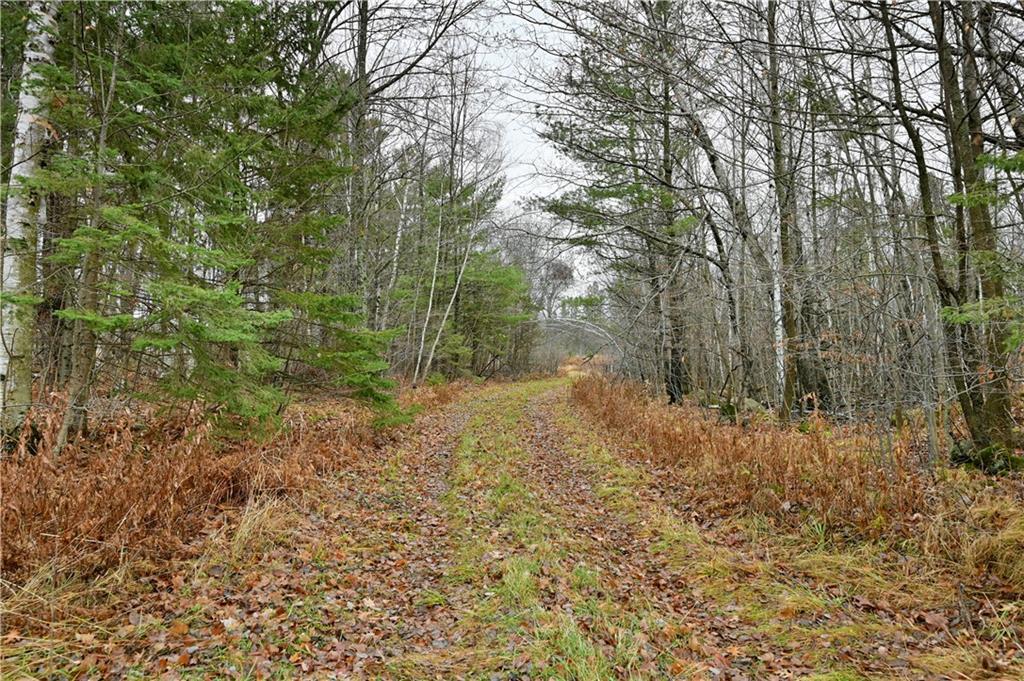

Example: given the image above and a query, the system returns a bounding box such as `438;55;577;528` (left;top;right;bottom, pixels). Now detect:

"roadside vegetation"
569;373;1024;676
4;1;1024;678
6;377;1022;678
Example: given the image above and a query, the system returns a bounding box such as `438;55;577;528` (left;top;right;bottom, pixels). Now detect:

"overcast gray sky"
473;10;564;211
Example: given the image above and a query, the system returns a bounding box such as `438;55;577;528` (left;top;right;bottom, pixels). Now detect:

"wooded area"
2;0;547;452
521;0;1024;470
4;1;1024;678
4;0;1024;466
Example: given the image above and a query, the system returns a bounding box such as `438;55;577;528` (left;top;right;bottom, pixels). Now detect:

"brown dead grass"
569;375;1024;593
0;382;478;647
0;398;379;585
557;354;612;377
396;378;471;411
570;374;928;536
0;379;473;675
957;497;1024;592
1;379;471;586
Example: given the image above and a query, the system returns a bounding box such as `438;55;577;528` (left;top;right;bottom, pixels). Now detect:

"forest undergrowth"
2;376;1024;679
0;383;466;632
569;374;1024;596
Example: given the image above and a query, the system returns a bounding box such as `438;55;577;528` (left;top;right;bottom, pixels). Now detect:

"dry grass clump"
570;375;927;537
964;501;1024;592
1;396;378;584
393;377;480;413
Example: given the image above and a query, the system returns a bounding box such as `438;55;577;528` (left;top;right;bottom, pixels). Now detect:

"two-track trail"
95;379;1016;679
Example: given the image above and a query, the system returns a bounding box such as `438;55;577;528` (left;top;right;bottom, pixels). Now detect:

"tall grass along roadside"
570;374;1024;593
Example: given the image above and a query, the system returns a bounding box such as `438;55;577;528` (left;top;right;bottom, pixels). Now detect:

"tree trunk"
421;234;472;381
767;0;800;419
664;267;691;404
930;1;1017;453
413;198;444;384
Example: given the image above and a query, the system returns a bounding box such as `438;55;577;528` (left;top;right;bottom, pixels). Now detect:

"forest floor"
4;378;1023;679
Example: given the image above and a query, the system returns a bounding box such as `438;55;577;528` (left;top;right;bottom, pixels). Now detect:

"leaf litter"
3;380;1022;679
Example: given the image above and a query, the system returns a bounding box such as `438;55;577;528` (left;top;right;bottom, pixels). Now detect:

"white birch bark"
413;200;445;384
2;0;59;432
379;182;408;330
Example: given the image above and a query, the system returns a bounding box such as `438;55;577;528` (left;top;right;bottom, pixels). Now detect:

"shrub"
0;396;377;582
